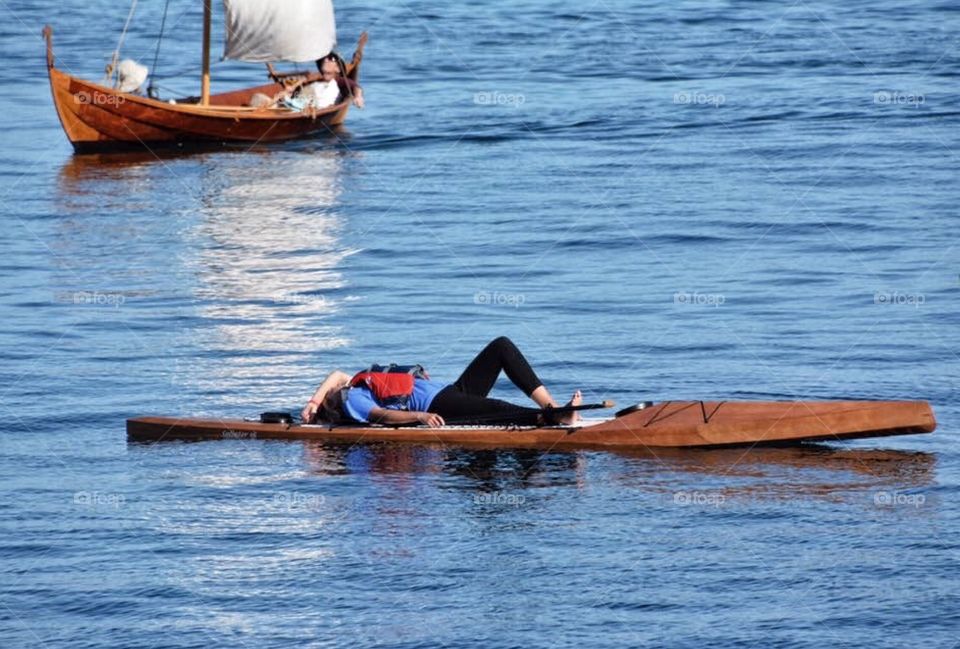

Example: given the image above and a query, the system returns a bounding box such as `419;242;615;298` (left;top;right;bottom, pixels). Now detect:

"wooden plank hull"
47;68;349;152
43;27;363;152
126;400;937;450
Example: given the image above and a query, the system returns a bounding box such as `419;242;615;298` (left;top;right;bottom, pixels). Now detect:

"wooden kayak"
126;400;936;450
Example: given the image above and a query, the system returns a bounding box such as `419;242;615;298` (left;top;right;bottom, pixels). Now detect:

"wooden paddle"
548;399;615;414
443;400;616;426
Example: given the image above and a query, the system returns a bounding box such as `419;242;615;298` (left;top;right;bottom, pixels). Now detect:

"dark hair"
320;388;346;424
316;52;346;77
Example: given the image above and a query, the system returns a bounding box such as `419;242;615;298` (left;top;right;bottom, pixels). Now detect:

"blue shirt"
343;378;447;423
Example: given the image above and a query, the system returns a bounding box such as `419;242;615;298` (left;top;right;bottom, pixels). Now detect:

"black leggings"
428;337;545;425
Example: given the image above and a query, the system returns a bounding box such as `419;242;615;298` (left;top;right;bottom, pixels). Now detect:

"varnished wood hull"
127;400;936;450
44;26;363;152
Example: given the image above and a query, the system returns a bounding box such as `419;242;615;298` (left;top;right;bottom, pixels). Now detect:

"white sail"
222;0;337;63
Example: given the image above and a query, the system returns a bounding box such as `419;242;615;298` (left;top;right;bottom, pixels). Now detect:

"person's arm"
301;370;351;422
369;407;444;427
310;370;351;401
337;78;364;108
271;76;314;105
266;63;313;82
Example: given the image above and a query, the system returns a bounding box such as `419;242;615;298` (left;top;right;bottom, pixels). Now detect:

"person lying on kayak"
301;337;581;427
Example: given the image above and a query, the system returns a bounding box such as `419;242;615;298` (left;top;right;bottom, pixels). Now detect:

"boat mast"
200;0;211;104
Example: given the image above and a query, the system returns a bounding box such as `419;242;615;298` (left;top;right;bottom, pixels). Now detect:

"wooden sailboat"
44;0;366;153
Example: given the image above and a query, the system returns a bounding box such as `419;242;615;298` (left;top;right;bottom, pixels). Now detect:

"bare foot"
559;390;582;425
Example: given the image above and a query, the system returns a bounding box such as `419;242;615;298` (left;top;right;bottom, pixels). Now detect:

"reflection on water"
607;445;938;505
302;441;936;505
189;151;352;338
50;146;361;410
185;148;358;401
57;149;198;186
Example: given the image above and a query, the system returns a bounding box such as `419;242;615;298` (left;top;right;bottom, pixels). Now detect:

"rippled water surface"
1;0;958;647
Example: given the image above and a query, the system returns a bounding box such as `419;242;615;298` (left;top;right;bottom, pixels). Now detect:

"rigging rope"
147;0;172;98
105;0;139;87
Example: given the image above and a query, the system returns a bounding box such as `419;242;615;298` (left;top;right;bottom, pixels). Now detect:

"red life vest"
349;364;429;408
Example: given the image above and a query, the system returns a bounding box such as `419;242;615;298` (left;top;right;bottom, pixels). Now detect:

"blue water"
1;0;959;646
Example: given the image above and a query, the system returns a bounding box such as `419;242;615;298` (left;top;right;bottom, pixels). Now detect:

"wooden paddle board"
127;400;936;450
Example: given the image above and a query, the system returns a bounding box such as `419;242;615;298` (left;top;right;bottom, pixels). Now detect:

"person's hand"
416;412;444;428
353;91;365;109
301;400;320;423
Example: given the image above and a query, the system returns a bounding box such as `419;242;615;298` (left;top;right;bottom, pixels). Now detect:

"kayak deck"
126;400;936;450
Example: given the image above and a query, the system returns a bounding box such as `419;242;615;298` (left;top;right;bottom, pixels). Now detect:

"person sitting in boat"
315;52;364;108
301;337;581;428
252;53;364;110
